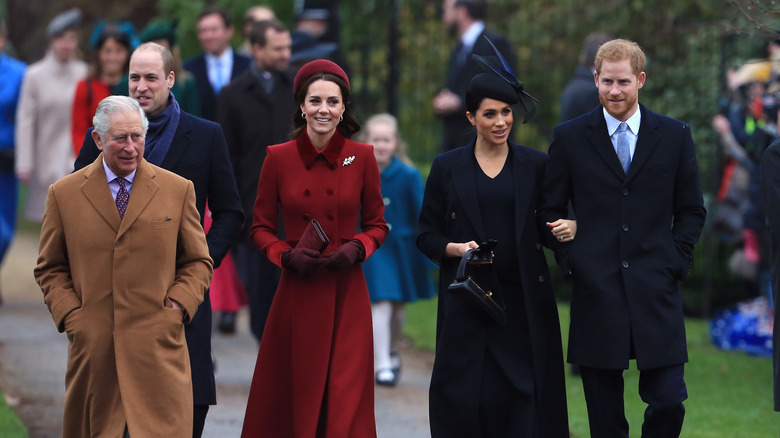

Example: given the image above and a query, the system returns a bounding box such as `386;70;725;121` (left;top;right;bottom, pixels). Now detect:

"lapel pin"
342;156;355;167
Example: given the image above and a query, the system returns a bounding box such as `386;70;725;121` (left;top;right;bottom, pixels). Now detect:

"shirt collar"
296;129;346;169
461;21;485;48
102;158;137;184
604;106;641;136
205;47;233;65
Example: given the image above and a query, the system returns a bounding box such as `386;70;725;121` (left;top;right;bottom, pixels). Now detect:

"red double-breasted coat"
242;130;388;437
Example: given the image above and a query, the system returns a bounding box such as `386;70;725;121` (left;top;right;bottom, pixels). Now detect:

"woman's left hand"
546;219;577;242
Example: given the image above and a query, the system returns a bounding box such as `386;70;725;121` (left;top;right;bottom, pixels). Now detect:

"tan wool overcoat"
34;155;213;437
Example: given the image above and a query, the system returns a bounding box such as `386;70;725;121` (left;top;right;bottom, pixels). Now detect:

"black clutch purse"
447;246;506;326
296;219;330;254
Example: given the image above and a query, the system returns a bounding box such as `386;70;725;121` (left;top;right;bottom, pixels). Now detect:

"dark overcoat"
417;142;569;437
242;130;388;437
74;110;244;406
759;138;780;411
539;104;706;370
216;68;296;237
183;51;251;121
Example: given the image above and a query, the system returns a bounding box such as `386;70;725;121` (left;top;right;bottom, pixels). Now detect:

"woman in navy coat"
417;69;572;437
360;113;435;387
242;60;388;437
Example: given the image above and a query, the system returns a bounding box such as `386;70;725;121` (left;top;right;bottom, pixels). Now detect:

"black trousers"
232;242;280;342
579;364;687;438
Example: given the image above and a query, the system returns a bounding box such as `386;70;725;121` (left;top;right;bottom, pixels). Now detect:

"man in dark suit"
433;0;515;152
539;39;706;438
184;5;251;121
217;19;296;342
760;137;780;413
559;32;612;122
74;43;244;438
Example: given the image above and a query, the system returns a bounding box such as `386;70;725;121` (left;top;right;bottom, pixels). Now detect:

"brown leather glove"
281;247;323;276
322;240;365;271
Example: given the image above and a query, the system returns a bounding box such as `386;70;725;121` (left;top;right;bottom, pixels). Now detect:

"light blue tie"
213;60;224;94
616;122;631;173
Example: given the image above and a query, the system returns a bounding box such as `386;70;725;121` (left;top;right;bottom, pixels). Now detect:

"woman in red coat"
241;60;388;437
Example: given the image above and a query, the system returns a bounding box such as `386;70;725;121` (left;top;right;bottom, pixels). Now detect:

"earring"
340;114;344;122
302;111;307;119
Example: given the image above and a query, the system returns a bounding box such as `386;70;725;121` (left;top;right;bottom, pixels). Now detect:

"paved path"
0;231;433;437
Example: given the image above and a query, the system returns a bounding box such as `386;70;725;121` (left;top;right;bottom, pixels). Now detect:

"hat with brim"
140;19;178;47
294;59;349;93
47;8;82;39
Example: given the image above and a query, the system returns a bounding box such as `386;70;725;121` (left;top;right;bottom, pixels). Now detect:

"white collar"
461;21;485;48
103;158;137;185
604;106;641;136
205;47;233;65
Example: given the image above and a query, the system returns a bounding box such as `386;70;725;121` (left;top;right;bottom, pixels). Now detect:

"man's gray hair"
92;96;149;140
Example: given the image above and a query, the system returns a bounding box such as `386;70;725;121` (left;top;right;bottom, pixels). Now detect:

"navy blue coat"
759;137;780;411
417;142;568;437
74;110;244;406
183;51;251;122
539;104;706;370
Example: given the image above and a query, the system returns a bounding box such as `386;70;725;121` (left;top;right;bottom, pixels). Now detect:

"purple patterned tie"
116;178;129;219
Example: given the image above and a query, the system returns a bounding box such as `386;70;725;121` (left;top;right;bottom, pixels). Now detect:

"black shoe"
217;312;236;334
375;368;397;387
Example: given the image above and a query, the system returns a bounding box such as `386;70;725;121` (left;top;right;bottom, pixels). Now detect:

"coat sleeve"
416;156;452;265
353;148;388;259
71;80;90;158
167;181;214;323
670;124;707;276
251;147;292;267
538;127;574;272
202;123;244;267
14;71;36;177
34;186;82;332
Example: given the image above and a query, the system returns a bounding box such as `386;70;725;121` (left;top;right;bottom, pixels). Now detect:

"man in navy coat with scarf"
74;42;243;438
539;39;706;438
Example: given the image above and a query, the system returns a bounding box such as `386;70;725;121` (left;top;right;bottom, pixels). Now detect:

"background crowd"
0;0;778;436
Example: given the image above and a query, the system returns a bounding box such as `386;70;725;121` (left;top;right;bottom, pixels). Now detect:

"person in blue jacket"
361;113;435;387
0;20;26;305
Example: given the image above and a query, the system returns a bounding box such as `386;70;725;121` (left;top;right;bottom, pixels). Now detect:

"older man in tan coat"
34;96;213;437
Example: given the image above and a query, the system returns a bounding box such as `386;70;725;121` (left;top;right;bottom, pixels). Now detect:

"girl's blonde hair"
361;113;412;165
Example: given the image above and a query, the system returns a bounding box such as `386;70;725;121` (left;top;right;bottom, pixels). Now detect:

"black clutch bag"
296;219;330;254
447;247;506;326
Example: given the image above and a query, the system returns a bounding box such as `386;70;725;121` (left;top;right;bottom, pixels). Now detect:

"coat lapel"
452;144;487;242
159;115;191;170
117;160;159;240
625;105;661;183
80;154;121;233
586;109;626;180
510;144;536;248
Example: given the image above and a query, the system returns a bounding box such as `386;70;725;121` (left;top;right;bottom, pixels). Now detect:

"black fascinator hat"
470;36;538;123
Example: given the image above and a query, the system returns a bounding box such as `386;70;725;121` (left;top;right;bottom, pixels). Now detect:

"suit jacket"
539;104;706;370
184;51;251;121
74;110;244;406
35;156;213;437
760;138;780;411
417;142;568;437
216;68;296;239
440;29;515;152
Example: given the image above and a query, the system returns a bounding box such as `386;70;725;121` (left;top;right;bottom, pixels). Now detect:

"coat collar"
295;129;346;169
450;141;536;243
81;155;159;239
586;103;660;182
158;111;192;170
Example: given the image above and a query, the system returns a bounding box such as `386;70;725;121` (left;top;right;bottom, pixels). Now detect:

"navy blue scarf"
144;92;181;166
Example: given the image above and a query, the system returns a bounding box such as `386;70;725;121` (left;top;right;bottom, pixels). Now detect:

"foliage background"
4;0;778;313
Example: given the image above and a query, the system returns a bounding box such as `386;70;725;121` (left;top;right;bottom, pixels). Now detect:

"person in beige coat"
15;8;88;222
34;96;213;438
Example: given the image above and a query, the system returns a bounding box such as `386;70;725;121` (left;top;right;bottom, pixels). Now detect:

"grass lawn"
0;389;27;438
404;298;778;437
